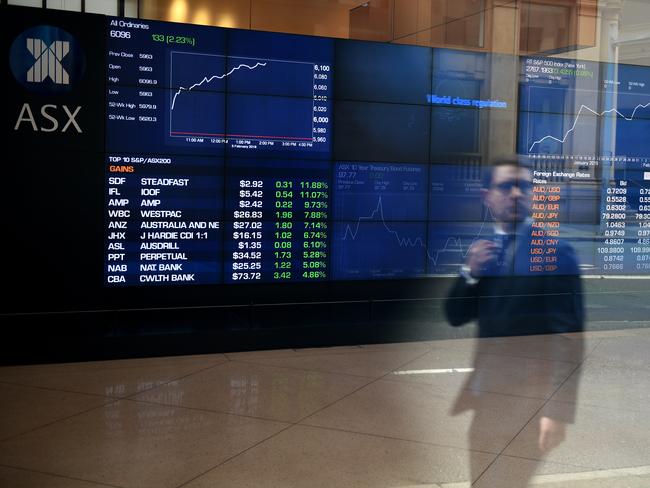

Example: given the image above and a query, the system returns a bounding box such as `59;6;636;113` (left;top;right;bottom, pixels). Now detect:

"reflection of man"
444;157;584;486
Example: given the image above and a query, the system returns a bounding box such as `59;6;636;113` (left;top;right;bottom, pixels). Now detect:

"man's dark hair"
481;155;530;189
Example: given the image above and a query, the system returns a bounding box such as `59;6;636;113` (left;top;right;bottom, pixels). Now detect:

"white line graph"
426;214;493;266
426;230;488;266
169;52;323;141
342;196;426;247
170;62;267;110
528;101;650;152
341;195;491;267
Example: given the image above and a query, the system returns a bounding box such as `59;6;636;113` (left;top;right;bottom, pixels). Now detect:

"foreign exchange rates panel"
526;163;598;276
597;160;650;274
105;155;223;285
332;162;427;280
224;160;330;283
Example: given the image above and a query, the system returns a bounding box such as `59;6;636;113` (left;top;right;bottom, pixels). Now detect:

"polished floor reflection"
1;328;650;487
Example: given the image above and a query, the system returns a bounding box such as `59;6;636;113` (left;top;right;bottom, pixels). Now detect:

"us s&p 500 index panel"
519;57;650;162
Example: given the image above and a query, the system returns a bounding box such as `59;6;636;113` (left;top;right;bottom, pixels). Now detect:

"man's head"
481;156;532;232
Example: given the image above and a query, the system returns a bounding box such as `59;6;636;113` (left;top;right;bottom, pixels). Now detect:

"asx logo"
10;25;85;93
10;25;87;133
26;38;71;85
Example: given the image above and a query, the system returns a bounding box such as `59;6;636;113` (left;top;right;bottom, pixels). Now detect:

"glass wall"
4;0;650;334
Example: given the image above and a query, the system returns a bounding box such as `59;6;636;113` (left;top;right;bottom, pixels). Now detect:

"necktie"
495;233;512;271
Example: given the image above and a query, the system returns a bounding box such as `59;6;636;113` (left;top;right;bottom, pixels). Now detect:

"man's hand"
538;416;566;453
466;239;499;277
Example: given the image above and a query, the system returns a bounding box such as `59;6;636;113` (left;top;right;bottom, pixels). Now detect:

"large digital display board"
95;17;650;285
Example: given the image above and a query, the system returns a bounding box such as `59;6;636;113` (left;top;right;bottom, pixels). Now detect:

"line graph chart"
170;61;267;110
333;220;428;280
342;195;490;261
167;51;331;153
528;100;650;152
341;196;427;247
333;195;493;278
331;162;502;278
332;162;427;279
426;221;491;274
519;85;650;159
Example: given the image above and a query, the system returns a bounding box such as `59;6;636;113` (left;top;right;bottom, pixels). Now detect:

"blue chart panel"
332;162;427;279
163;29;333;156
333;222;427;280
518;57;650;161
168;53;321;144
518;57;600;158
105;17;227;155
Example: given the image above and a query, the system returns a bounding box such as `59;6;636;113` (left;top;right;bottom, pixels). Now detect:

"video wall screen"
97;17;650;285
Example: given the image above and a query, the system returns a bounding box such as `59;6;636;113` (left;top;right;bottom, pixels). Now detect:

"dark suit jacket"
445;226;584;338
445;226;584;422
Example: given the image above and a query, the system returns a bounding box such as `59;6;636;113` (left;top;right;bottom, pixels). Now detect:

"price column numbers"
231;179;264;281
529;184;562;274
599;183;628;272
634;187;650;271
224;161;330;283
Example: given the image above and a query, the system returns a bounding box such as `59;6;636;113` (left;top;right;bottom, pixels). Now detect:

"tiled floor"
1;327;650;487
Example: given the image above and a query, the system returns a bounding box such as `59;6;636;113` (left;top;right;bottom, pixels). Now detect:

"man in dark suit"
445;156;584;486
446;156;584;337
